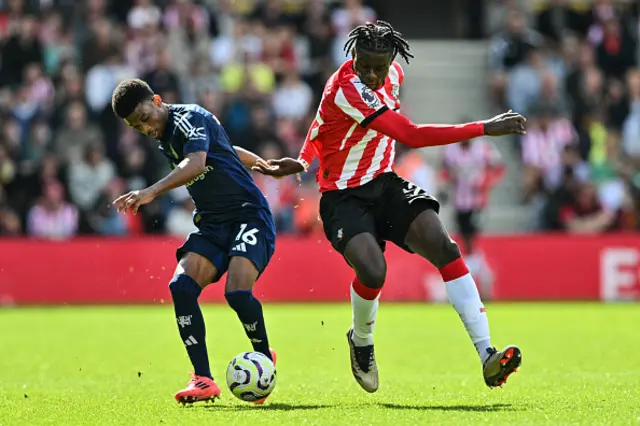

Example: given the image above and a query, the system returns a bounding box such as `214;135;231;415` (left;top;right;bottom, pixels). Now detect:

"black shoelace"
354;345;375;373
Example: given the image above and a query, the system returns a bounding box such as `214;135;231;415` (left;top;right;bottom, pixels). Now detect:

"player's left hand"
482;110;527;137
252;158;305;181
112;188;156;215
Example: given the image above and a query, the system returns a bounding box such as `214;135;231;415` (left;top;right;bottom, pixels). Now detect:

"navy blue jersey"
158;104;270;222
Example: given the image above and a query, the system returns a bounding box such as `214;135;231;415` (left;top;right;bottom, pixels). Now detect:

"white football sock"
445;273;492;363
350;284;380;347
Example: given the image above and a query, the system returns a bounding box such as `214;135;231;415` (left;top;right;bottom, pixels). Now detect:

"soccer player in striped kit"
254;21;525;392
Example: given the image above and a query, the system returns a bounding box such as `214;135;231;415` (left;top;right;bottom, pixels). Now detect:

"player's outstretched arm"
113;151;207;215
252;157;305;179
368;109;526;149
234;146;264;169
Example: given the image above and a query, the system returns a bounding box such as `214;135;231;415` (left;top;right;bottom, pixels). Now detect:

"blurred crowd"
0;0;379;239
488;0;640;232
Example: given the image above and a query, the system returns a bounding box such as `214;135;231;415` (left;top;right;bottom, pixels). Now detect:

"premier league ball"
226;352;276;402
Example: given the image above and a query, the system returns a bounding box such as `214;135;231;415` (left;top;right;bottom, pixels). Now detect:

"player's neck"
157;103;170;139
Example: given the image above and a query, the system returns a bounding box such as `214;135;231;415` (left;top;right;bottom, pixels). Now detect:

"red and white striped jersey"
299;59;404;192
442;139;504;211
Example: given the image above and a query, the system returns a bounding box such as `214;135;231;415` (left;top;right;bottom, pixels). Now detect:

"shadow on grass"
202;402;332;411
379;403;516;412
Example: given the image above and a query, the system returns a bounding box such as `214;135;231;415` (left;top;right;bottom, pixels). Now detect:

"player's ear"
153;94;162;105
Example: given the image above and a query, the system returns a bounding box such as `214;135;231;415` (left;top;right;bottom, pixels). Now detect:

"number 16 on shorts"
232;223;259;253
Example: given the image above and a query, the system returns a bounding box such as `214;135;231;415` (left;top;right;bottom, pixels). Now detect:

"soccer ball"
226;352;276;402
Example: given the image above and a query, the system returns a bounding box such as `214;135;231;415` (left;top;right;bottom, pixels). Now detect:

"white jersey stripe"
380;87;396;109
360;136;390;186
335;87;366;123
336;129;378;190
388;64;400;85
174;112;195;137
385;141;396;172
309;112;324;141
339;122;358;151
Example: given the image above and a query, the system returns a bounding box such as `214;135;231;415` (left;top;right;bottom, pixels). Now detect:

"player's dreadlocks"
111;78;155;118
343;20;414;64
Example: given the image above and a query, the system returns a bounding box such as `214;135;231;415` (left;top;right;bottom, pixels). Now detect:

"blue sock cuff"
169;274;202;297
224;290;253;297
224;290;253;304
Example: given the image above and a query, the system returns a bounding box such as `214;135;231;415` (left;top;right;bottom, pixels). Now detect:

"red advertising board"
0;234;638;305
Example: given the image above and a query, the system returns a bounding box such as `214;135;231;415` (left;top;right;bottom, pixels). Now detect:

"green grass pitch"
1;303;639;425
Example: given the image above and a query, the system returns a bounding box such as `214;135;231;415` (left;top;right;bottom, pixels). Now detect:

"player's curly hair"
111;78;155;118
343;20;414;64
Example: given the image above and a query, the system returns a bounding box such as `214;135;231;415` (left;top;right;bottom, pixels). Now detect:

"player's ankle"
351;330;373;347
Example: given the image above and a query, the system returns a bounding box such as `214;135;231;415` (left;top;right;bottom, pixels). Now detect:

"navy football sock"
169;274;212;378
225;290;271;359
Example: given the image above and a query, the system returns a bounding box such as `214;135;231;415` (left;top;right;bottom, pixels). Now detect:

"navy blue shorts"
176;210;276;283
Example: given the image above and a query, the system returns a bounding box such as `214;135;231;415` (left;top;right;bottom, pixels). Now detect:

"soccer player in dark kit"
254;21;525;393
111;79;276;405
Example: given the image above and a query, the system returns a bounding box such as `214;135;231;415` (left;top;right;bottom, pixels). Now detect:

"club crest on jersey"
359;84;382;110
391;84;400;100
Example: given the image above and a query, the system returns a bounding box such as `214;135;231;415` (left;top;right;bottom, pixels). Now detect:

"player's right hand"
482;110;527;137
252;158;306;179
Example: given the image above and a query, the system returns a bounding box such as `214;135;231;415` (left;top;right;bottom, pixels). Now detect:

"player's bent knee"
177;252;217;288
438;238;462;268
169;273;203;298
225;256;259;293
357;262;387;289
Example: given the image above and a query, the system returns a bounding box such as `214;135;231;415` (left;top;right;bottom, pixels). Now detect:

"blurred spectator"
594;17;636;79
557;181;617;233
272;69;313;121
27;180;78;240
181;56;219;105
506;48;565;115
87;177;129;236
485;0;532;37
81;18;120;73
21;118;52;174
85;51;136;115
521;104;579;201
53;101;103;165
163;0;209;32
210;18;262;70
261;24;297;77
220;52;275;96
535;0;590;44
142;48;180;98
126;15;165;76
0;143;17;189
330;0;376;66
232;104;283;156
0;205;21;236
302;0;333;100
127;0;162;31
68;142;115;212
566;42;602;127
165;6;211;78
622;69;640;164
489;8;542;107
251;0;291;29
166;187;197;237
40;10;75;76
0;15;43;88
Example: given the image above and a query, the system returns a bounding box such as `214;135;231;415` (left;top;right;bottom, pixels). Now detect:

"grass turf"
0;303;639;425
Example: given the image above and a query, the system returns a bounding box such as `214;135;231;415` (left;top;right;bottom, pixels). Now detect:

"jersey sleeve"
176;112;213;155
334;77;388;128
298;111;322;167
